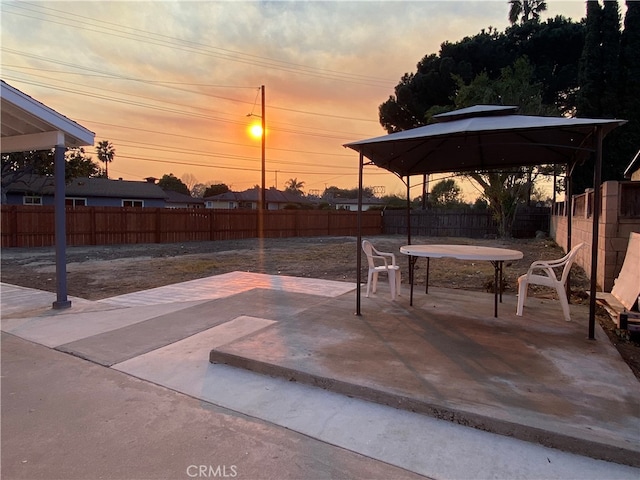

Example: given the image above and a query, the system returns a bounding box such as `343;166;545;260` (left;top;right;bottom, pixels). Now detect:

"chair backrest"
362;240;376;268
559;242;585;285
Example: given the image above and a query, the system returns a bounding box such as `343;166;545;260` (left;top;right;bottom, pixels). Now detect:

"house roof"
205;187;311;204
1;80;95;153
6;175;167;199
163;189;204;204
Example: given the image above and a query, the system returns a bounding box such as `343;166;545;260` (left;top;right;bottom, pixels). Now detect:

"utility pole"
261;85;266;210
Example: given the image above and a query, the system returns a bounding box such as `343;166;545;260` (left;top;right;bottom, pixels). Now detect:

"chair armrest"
376;251;397;266
371;254;390;267
527;263;560;280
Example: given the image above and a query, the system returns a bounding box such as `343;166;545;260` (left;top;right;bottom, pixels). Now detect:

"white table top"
400;244;523;262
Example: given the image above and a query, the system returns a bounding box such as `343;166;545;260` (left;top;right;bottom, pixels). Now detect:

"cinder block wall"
551;181;640;291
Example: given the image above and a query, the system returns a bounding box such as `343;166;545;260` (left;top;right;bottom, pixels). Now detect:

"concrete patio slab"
58;289;328;366
114;315;640;480
209;285;640;467
2;273;639;479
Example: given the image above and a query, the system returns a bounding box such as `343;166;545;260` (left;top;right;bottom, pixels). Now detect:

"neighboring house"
163;190;204;209
204;187;311;210
331;197;386;211
4;175;167;207
623;150;640;181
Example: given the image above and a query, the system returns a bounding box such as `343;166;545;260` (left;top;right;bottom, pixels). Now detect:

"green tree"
158;173;190;195
203;183;231;198
95;140;115;179
379;17;585;133
508;0;548;25
618;0;640;172
454;58;555;237
65;148;101;178
1;148;101;202
574;0;635;194
429;179;464;207
284;178;305;195
323;185;374;199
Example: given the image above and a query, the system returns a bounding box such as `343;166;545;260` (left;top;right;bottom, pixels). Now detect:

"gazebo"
1;80;95;309
345;105;626;339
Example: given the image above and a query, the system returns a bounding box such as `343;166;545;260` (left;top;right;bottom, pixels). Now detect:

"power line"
6;2;395;88
3;68;377;140
3;59;380;123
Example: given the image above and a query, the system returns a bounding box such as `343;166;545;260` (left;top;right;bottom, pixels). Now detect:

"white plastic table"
400;244;523;317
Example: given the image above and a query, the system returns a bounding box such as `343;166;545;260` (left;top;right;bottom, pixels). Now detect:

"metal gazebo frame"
345;105;626;339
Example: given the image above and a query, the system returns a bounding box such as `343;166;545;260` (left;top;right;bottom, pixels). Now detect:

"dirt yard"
2;235;638;379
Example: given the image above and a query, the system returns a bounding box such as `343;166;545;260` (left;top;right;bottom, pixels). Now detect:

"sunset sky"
1;1;587;200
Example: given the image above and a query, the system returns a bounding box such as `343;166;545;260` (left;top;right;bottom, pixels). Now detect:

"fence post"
209;210;215;241
90;207;97;245
9;205;18;247
155;208;162;243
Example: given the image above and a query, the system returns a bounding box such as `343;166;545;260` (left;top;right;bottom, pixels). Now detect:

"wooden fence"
1;206;383;248
382;206;550;238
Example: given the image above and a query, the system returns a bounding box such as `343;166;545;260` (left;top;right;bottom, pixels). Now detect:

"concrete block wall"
551;181;640;292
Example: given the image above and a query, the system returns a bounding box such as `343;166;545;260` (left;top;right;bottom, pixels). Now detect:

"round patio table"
400;244;523;317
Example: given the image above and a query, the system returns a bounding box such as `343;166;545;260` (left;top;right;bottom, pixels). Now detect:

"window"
66;197;87;207
122;199;144;208
23;196;42;205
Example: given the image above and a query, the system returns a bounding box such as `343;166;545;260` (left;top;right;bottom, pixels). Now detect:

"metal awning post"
588;126;604;340
53;143;71;309
356;151;363;316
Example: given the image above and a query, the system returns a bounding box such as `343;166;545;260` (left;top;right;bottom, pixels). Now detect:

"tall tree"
379;17;585;133
203;183;231;198
574;0;632;194
158;173;190;195
454;58;555;237
618;0;640;172
1;148;101;202
95;140;115;179
508;0;548;25
64;148;101;178
284;178;305;195
429;179;464;207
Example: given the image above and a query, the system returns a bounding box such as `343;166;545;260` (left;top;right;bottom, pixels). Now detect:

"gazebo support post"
355;152;363;316
53;143;71;309
406;176;411;244
588;126;604;340
566;165;573;301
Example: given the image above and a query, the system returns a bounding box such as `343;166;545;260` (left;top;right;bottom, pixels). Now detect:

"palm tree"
284;178;305;195
95;140;116;178
508;0;547;25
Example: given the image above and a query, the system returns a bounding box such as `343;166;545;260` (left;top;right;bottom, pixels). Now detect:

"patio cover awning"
1;80;95;309
344;105;627;339
1;80;94;153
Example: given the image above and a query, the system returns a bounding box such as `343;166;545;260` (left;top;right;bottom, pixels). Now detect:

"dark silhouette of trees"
284;178;305;195
509;0;548;25
574;0;638;194
158;173;190;195
95;140;115;179
379;16;585;134
203;183;231;198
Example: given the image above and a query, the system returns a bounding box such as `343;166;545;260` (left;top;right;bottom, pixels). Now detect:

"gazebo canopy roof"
344;105;626;177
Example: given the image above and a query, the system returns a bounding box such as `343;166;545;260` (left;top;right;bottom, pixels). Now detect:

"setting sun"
249;124;263;139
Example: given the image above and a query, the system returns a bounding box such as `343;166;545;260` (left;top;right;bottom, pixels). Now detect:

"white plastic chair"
362;240;401;300
516;243;585;321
